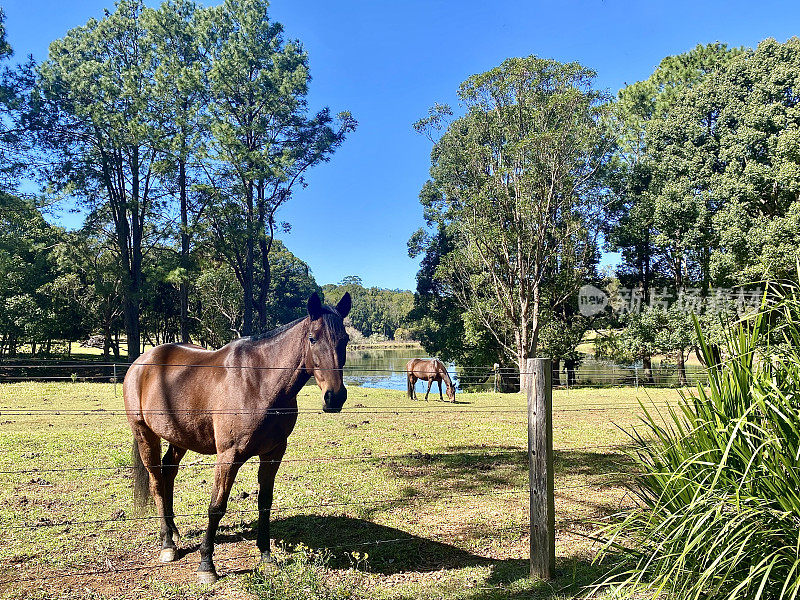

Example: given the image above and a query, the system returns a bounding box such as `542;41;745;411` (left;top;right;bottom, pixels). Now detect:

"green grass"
0;382;684;599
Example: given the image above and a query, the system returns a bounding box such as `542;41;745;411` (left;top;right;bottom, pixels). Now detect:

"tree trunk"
242;182;255;336
114;146;143;362
255;183;272;334
551;359;561;387
564;359;577;387
179;155;190;344
676;349;687;386
642;354;654;384
103;324;111;360
123;296;141;361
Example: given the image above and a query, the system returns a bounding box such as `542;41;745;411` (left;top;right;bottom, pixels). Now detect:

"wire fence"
0;356;711;389
0;361;673;586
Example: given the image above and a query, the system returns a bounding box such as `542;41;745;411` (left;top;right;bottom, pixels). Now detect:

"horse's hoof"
197;570;218;585
159;548;177;563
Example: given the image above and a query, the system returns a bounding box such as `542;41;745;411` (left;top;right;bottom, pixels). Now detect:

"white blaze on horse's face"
306;292;352;413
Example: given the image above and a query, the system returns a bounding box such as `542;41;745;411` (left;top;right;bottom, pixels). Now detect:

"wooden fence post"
526;358;554;580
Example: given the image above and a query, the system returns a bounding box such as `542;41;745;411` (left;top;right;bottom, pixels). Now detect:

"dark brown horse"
124;292;351;584
406;358;455;402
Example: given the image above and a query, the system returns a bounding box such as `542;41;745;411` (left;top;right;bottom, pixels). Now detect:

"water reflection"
333;348;707;391
343;347;437;392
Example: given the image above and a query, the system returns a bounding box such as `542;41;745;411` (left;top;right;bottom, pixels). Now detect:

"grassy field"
0;382;684;599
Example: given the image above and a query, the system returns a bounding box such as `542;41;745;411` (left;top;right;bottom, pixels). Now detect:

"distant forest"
323;276;415;343
0;192;415;356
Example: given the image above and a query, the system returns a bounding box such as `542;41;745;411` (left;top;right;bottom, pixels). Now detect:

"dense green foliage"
0;193;89;354
601;39;800;379
598;283;800;599
5;0;353;358
0;186;320;355
322;276;414;341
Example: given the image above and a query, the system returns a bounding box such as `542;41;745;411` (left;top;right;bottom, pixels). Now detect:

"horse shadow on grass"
208;514;610;599
180;446;631;596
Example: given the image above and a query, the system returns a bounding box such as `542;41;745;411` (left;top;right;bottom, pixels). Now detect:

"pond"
337;348;708;392
343;346;434;392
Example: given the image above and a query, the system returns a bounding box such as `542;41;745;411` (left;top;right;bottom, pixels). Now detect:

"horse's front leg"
160;444;187;562
197;451;242;584
257;440;287;568
438;380;444;402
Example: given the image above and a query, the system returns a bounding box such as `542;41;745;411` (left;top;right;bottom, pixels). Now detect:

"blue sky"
3;0;800;290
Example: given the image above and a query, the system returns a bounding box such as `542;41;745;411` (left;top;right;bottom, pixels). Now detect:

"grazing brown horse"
123;292;351;584
406;358;455;402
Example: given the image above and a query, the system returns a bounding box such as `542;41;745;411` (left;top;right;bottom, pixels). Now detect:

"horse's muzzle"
322;388;347;413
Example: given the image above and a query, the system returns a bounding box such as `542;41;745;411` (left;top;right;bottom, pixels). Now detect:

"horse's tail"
131;439;151;509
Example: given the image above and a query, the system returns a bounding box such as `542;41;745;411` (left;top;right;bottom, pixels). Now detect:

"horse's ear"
337;292;352;318
308;292;323;320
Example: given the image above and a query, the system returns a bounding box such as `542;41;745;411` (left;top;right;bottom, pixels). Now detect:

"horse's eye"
309;336;316;344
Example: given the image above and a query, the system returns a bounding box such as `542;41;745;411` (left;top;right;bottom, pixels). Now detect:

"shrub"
597;282;800;599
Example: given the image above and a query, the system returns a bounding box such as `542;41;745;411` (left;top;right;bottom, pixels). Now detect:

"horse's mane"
249;305;344;342
249;317;306;342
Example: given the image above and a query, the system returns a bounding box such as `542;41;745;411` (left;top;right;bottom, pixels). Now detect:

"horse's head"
446;384;456;402
305;291;351;413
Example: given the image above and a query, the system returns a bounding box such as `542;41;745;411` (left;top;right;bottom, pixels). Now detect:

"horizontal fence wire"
16;489;530;530
0;360;713;376
0;448;529;473
0;403;678;415
0;450;631;478
0;358;659;585
0;360;710;400
0;405;681;422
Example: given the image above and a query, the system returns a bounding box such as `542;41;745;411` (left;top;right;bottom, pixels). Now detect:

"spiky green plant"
596;282;800;599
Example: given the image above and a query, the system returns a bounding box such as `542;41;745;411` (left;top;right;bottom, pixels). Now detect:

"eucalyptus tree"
36;0;169;360
201;0;355;335
412;56;612;378
193;240;319;348
409;223;513;386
